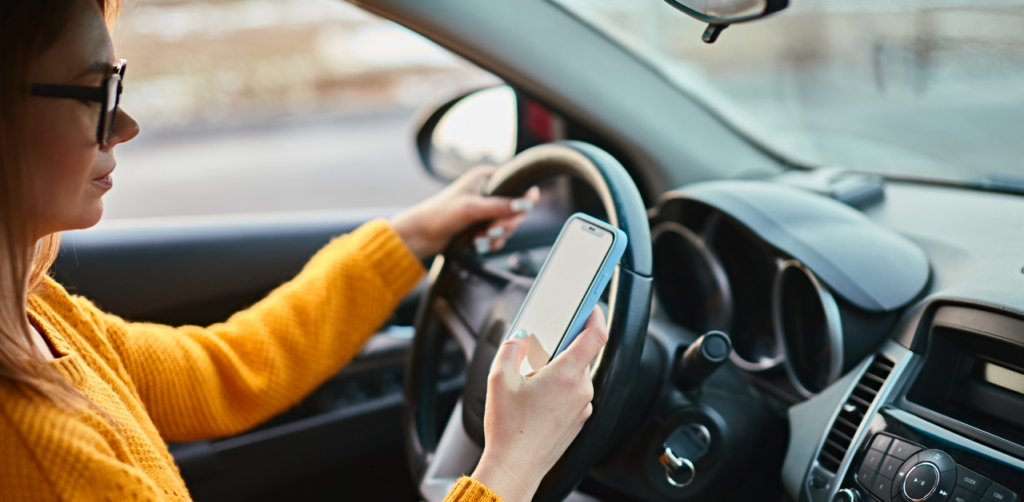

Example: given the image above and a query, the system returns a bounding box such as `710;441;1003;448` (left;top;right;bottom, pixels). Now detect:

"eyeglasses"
31;59;126;146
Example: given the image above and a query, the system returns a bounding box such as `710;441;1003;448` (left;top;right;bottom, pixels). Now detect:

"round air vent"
773;260;844;397
652;222;733;337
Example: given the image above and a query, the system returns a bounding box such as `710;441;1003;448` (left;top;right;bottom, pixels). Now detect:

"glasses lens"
100;75;120;145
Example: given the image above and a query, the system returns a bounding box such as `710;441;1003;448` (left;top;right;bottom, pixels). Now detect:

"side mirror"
665;0;788;43
414;85;561;181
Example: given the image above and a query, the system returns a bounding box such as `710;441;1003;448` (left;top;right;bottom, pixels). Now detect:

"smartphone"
506;213;627;375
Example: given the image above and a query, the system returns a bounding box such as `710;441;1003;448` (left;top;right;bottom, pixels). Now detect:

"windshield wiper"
972;174;1024;195
838;170;1024;198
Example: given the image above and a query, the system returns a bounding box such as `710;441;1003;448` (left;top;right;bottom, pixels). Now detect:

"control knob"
903;462;940;501
832;488;860;502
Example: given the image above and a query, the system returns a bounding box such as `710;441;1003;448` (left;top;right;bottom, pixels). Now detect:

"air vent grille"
816;354;895;473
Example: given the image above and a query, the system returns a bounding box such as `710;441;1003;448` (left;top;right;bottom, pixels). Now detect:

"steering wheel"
403;141;653;502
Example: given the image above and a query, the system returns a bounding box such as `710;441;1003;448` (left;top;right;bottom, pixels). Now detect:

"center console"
785;304;1024;502
853;430;1018;502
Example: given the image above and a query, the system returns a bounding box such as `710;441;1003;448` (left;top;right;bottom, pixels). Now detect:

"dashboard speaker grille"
816;354;895;472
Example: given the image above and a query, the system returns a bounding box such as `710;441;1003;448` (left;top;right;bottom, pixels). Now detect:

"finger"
464;186;538;253
551;308;608;372
482;219;519;252
475;198;533;252
524;186;541;203
509;186;540;212
460;196;526;225
491;329;530;386
583;306;606;332
490;211;528;235
463;185;539;221
472;224;509;254
489;234;510;253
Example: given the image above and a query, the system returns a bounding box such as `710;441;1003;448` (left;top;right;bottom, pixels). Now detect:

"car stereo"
855;433;1017;502
806;307;1024;502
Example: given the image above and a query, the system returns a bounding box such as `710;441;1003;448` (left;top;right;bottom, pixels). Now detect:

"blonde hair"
0;0;121;407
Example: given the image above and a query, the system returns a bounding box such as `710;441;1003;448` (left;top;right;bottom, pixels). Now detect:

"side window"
109;0;500;219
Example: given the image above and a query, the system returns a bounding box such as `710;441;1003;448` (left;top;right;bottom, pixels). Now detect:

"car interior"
54;0;1024;501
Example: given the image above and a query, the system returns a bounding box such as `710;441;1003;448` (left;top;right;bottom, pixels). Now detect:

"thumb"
552;307;608;373
491;330;530;385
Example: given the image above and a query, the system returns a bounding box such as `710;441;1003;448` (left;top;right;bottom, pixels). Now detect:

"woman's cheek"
27;100;103;234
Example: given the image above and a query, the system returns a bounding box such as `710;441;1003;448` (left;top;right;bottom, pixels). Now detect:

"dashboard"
645;176;1024;502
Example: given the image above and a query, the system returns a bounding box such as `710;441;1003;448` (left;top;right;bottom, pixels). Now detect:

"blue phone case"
508;212;628;361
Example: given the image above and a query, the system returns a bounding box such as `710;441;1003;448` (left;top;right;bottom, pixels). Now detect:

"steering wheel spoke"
439;252;509;332
434;297;477;364
433;252;536;364
419;399;484;501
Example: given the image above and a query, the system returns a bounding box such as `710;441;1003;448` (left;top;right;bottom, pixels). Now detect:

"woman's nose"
104;108;140;149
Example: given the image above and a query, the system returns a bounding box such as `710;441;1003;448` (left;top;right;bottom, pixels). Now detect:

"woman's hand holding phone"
470;307;609;502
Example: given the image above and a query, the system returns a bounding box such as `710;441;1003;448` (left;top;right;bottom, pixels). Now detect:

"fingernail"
510;198;533;213
487;226;505;237
511;329;526;339
474;236;491;254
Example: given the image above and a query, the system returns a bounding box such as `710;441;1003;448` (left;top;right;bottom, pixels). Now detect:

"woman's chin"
71;201;104;230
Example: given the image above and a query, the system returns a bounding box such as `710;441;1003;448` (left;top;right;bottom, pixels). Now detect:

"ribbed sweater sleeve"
442;477;505;502
86;219;424;441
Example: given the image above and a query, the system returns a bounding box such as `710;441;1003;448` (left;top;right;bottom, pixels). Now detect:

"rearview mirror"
414;85;563;181
665;0;788;43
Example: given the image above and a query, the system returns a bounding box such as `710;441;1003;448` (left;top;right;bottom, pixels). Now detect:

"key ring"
659;447;696;487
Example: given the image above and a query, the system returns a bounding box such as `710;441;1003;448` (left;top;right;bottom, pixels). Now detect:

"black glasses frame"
31;59;126;146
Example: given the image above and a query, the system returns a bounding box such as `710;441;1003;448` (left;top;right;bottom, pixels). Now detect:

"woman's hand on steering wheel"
470;307;609;502
390;166;541;260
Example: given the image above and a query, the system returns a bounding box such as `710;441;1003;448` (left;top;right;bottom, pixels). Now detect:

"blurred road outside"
559;0;1024;179
106;0;499;219
108;0;1024;221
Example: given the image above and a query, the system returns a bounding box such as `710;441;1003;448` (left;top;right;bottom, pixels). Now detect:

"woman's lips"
93;168;114;190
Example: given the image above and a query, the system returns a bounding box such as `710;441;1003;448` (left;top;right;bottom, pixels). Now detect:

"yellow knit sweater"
0;220;501;502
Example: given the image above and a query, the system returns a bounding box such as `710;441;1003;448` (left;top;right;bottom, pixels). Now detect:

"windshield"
554;0;1024;181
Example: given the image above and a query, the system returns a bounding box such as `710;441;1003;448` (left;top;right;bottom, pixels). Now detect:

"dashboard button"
982;483;1018;502
879;455;903;479
894;455;920;498
937;467;956;501
955;466;991;495
890;440;923;460
918;450;957;474
951;487;979;502
864;448;886;471
898;455;920;478
857;464;876;487
872;434;894;453
869;474;892;501
904;463;939;501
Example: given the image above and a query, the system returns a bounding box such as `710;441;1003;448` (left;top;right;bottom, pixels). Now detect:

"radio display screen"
981;361;1024;397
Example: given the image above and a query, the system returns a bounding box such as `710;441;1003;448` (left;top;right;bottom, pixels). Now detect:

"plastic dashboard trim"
891;303;1024;461
884;409;1024;472
797;339;912;502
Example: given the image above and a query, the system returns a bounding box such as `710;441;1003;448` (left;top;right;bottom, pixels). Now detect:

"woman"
0;0;609;501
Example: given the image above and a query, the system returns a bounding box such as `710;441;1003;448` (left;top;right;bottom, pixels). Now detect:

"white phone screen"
511;220;614;375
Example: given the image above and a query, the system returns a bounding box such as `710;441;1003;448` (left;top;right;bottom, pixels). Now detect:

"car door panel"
54;208;396;326
170;329;465;502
